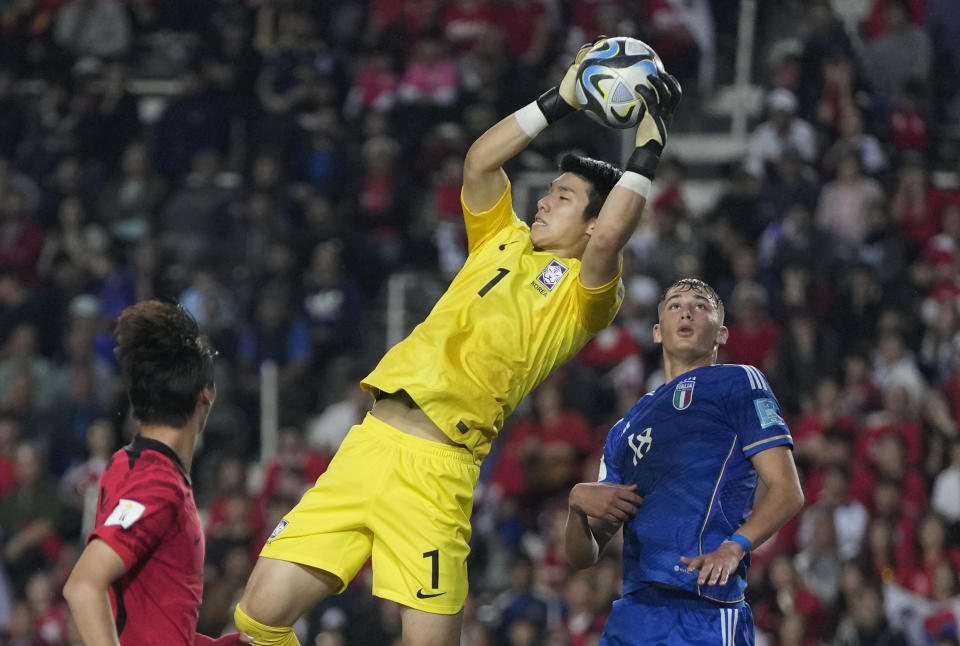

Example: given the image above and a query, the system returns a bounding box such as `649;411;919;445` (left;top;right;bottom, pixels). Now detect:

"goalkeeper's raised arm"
461;39;600;215
579;71;681;288
460;38;682;291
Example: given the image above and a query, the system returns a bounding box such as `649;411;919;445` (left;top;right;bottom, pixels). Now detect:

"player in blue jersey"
564;278;805;646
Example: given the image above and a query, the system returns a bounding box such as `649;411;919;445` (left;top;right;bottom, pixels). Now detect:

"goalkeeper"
235;40;681;646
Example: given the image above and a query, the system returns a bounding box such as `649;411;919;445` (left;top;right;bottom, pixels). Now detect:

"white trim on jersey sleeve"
738;364;769;391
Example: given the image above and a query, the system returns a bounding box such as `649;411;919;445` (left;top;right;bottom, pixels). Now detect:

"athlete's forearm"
464;111;534;176
461;113;533;214
564;508;600;570
736;482;804;549
464;36;596;196
579;184;647;287
63;580;122;646
738;448;805;549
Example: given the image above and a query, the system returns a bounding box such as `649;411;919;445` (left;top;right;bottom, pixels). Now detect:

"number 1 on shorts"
423;549;439;589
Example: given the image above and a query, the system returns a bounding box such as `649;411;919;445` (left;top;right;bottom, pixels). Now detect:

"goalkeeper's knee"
234;604;300;646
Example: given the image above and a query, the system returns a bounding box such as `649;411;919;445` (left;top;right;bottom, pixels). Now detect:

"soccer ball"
574;37;664;129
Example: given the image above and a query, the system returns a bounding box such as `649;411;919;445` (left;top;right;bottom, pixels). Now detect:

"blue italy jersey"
598;364;793;604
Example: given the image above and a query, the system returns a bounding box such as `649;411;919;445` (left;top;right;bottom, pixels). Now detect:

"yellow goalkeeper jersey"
362;179;623;463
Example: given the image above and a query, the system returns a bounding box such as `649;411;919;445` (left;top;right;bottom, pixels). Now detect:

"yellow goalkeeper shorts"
260;413;479;614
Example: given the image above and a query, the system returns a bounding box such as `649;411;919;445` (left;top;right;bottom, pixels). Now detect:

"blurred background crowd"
0;0;959;644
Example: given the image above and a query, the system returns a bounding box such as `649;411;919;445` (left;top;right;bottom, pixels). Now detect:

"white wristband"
515;102;549;138
616;171;652;198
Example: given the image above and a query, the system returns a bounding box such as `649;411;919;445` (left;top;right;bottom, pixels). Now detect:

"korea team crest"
673;376;696;410
536;259;568;290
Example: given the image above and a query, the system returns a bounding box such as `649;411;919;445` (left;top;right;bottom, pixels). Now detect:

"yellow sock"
234;604;301;646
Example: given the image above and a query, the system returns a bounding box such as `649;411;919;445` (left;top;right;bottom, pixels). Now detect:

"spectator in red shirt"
941;347;960;427
0;414;20;498
365;0;441;48
801;430;855;505
491;0;550;67
920;204;960;302
62;300;248;646
839;353;883;417
569;0;630;44
867;478;920;573
258;426;329;504
641;0;714;100
861;0;927;39
3;600;44;646
792;377;859;467
441;0;495;52
855;385;924;469
342;51;400;121
424;153;468;277
852;431;927;525
563;570;608;646
27;570;70;646
0;185;45;284
856;516;904;585
718;279;780;373
577;324;642;374
889;83;932;153
497;375;594;500
753;554;824;640
206;454;263;539
397;36;458;108
891;156;942;248
206;492;259;571
901;512;960;598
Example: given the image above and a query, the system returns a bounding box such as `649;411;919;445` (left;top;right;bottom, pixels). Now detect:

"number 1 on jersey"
478;268;510;297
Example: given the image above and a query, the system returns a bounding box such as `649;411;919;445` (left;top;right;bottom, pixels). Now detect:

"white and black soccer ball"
574;37;664;129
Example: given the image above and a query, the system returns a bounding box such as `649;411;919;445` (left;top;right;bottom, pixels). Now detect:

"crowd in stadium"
0;0;959;644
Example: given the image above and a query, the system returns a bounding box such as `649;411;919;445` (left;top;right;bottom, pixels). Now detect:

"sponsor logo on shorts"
267;519;288;542
416;589;446;599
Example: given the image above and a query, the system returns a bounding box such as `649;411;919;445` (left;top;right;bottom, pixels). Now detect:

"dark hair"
114;300;216;427
823;462;851;481
659;278;725;322
884;0;910;14
559;153;623;220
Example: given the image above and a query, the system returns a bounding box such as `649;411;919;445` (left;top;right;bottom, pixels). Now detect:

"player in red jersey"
62;300;250;646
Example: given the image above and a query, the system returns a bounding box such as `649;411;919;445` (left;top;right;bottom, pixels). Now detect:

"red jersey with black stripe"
89;435;204;645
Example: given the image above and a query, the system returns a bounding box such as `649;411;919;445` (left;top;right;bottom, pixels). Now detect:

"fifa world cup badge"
673;376;696;410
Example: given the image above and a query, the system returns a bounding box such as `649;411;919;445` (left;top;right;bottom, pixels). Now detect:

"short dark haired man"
63;300;248;646
565;278;804;645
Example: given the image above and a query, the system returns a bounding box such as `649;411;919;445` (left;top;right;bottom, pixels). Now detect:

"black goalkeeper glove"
627;72;682;179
